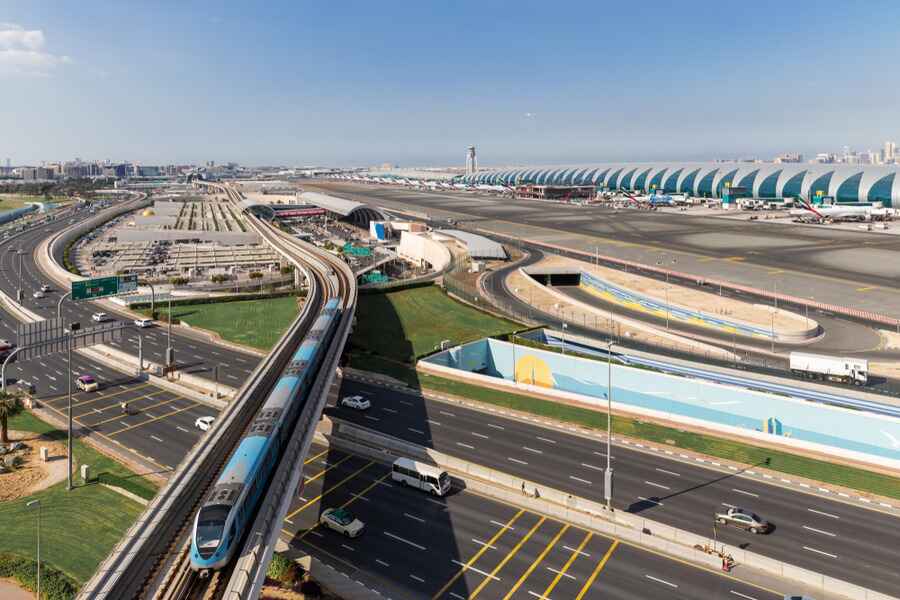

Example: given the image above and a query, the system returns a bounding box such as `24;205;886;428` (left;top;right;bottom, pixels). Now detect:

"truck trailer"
789;352;868;385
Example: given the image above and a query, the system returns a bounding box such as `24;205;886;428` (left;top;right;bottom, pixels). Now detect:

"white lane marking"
646;575;678;588
580;463;605;471
638;496;664;506
440;410;455;417
563;545;591;558
449;593;466;600
471;539;497;550
491;520;515;531
536;436;556;444
528;592;550;600
398;400;413;407
722;502;738;509
427;419;441;426
451;560;500;580
119;421;129;427
407;427;425;435
457;442;475;450
341;544;354;552
381;407;398;414
410;574;425;583
730;591;758;600
803;525;837;537
486;423;505;430
807;508;840;519
471;432;489;439
403;512;425;524
150;435;163;442
308;529;324;538
384;531;426;551
508;457;528;465
644;481;670;490
523;446;543;454
547;566;576;579
732;488;759;498
803;546;837;559
375;559;390;568
570;475;592;485
655;468;680;477
364;415;380;422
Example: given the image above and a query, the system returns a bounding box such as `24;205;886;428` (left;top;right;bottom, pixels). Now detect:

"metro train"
190;297;342;571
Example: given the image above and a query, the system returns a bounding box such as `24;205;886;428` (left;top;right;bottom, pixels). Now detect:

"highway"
281;443;785;600
326;378;900;597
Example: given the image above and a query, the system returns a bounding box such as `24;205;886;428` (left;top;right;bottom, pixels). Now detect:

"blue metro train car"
190;297;341;571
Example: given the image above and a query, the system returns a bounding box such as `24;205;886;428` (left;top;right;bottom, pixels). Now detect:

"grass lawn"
0;411;155;585
0;194;55;213
151;295;302;351
351;285;521;362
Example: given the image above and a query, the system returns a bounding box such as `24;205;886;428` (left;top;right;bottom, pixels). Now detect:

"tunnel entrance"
526;269;581;286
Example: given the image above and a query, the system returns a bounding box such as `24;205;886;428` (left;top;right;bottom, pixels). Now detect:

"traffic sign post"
71;274;138;302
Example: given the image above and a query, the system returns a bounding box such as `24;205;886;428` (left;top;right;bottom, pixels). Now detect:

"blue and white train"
190;297;342;571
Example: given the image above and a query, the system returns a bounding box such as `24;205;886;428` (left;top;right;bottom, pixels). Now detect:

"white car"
92;312;108;322
320;507;365;537
32;290;45;299
134;318;154;328
195;416;214;431
340;395;371;410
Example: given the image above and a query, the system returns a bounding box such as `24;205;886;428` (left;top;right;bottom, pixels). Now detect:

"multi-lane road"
281;443;785;600
325;378;900;597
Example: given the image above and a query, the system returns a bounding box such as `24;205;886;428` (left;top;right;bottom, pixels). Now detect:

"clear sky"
3;1;900;167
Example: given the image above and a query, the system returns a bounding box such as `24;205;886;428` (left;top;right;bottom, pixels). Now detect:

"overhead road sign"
16;320;125;361
72;274;138;301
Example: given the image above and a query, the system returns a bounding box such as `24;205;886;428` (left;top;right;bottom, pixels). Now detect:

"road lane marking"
457;442;475;450
508;457;528;465
440;411;455;417
655;468;680;477
501;523;569;600
385;531;427;551
285;461;375;521
408;427;425;435
431;509;524;600
304;454;354;484
803;525;837;537
646;575;678;588
730;591;758;600
580;463;604;471
364;415;380;422
404;512;425;524
644;481;670;490
469;517;546;599
803;546;837;559
107;402;201;436
546;566;576;579
490;520;514;530
450;560;498;580
427;419;441;426
486;423;505;430
732;488;759;498
410;574;425;583
542;531;592;597
638;496;663;506
381;407;398;414
150;435;163;442
808;508;840;519
375;559;390;567
523;446;542;454
570;476;592;485
471;432;489;439
340;543;354;552
563;545;591;558
471;539;497;550
536;436;556;444
176;426;189;433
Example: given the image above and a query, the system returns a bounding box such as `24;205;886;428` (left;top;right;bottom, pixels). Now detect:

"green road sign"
72;274;139;301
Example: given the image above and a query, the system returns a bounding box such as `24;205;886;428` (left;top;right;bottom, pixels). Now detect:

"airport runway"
282;443;785;600
310;182;900;320
325;379;900;597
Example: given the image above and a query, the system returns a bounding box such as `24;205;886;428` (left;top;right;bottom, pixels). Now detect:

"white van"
391;457;452;496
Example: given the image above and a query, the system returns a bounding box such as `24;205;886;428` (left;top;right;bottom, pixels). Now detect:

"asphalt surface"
310;181;900;319
326;379;900;597
282;443;785;600
1;210;259;386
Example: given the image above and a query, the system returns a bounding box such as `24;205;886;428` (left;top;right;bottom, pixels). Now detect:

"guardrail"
330;418;897;600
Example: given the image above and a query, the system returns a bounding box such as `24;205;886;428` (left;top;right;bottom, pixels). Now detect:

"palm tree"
0;390;22;444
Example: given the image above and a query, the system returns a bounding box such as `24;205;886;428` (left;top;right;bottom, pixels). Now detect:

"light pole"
561;322;568;355
65;322;79;491
656;257;677;330
26;499;40;600
15;249;23;303
605;340;614;510
166;293;174;370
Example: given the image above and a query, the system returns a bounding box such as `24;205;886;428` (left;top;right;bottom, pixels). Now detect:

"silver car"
715;507;771;534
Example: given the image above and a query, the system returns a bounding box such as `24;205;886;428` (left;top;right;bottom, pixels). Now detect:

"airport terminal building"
455;163;900;205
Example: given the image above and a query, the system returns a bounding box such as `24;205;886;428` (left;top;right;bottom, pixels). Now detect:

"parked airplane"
789;199;888;222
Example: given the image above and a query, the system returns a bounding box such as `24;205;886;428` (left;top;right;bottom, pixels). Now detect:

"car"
32;290;44;299
319;507;365;537
340;395;371;410
134;318;154;328
784;596;816;600
75;375;99;392
91;312;108;322
715;507;771;534
13;379;34;394
40;284;51;292
195;416;214;431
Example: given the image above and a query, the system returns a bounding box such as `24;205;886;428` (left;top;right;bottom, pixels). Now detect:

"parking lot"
281;446;783;600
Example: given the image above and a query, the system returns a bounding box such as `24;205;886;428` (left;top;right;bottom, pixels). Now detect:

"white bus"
391;457;452;496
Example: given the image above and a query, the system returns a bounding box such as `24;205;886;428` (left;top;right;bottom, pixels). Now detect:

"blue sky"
3;1;900;167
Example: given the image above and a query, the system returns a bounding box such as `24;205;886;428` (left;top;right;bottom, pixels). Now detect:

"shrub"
266;552;298;586
0;552;78;600
279;265;294;275
169;276;188;286
209;274;231;283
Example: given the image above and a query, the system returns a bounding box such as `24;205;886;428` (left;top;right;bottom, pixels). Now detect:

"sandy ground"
0;430;71;502
533;254;813;335
0;578;33;600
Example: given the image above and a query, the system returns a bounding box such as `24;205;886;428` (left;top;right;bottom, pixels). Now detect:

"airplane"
789;198;887;222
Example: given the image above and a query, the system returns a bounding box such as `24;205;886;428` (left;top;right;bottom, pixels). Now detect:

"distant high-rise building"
466;145;477;175
885;141;896;164
774;152;803;163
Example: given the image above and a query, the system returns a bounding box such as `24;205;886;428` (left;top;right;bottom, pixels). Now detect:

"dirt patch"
0;578;32;600
0;430;72;502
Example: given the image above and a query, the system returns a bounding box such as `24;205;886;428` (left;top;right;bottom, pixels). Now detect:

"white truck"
789;352;868;386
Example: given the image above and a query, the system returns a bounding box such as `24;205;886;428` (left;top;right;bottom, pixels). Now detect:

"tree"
0;390;22;444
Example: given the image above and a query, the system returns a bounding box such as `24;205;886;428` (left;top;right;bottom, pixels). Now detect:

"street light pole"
166;293;174;370
561;323;568;355
26;499;40;600
57;290;71;322
16;249;23;303
66;326;74;491
605;340;614;510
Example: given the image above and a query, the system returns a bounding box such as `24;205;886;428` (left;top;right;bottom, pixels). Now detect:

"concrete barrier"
328;418;898;600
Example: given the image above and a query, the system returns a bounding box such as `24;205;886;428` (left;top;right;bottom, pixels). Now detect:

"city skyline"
4;1;900;166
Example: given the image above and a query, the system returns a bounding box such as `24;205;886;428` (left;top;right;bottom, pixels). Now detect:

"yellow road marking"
502;523;569;600
73;388;170;417
304;454;354;485
724;256;745;262
575;539;619;600
81;394;183;428
542;530;592;598
304;448;330;465
43;382;152;406
469;516;546;599
432;509;525;600
857;286;877;292
285;461;375;522
107;402;201;436
767;269;784;275
698;257;718;262
295;472;391;542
